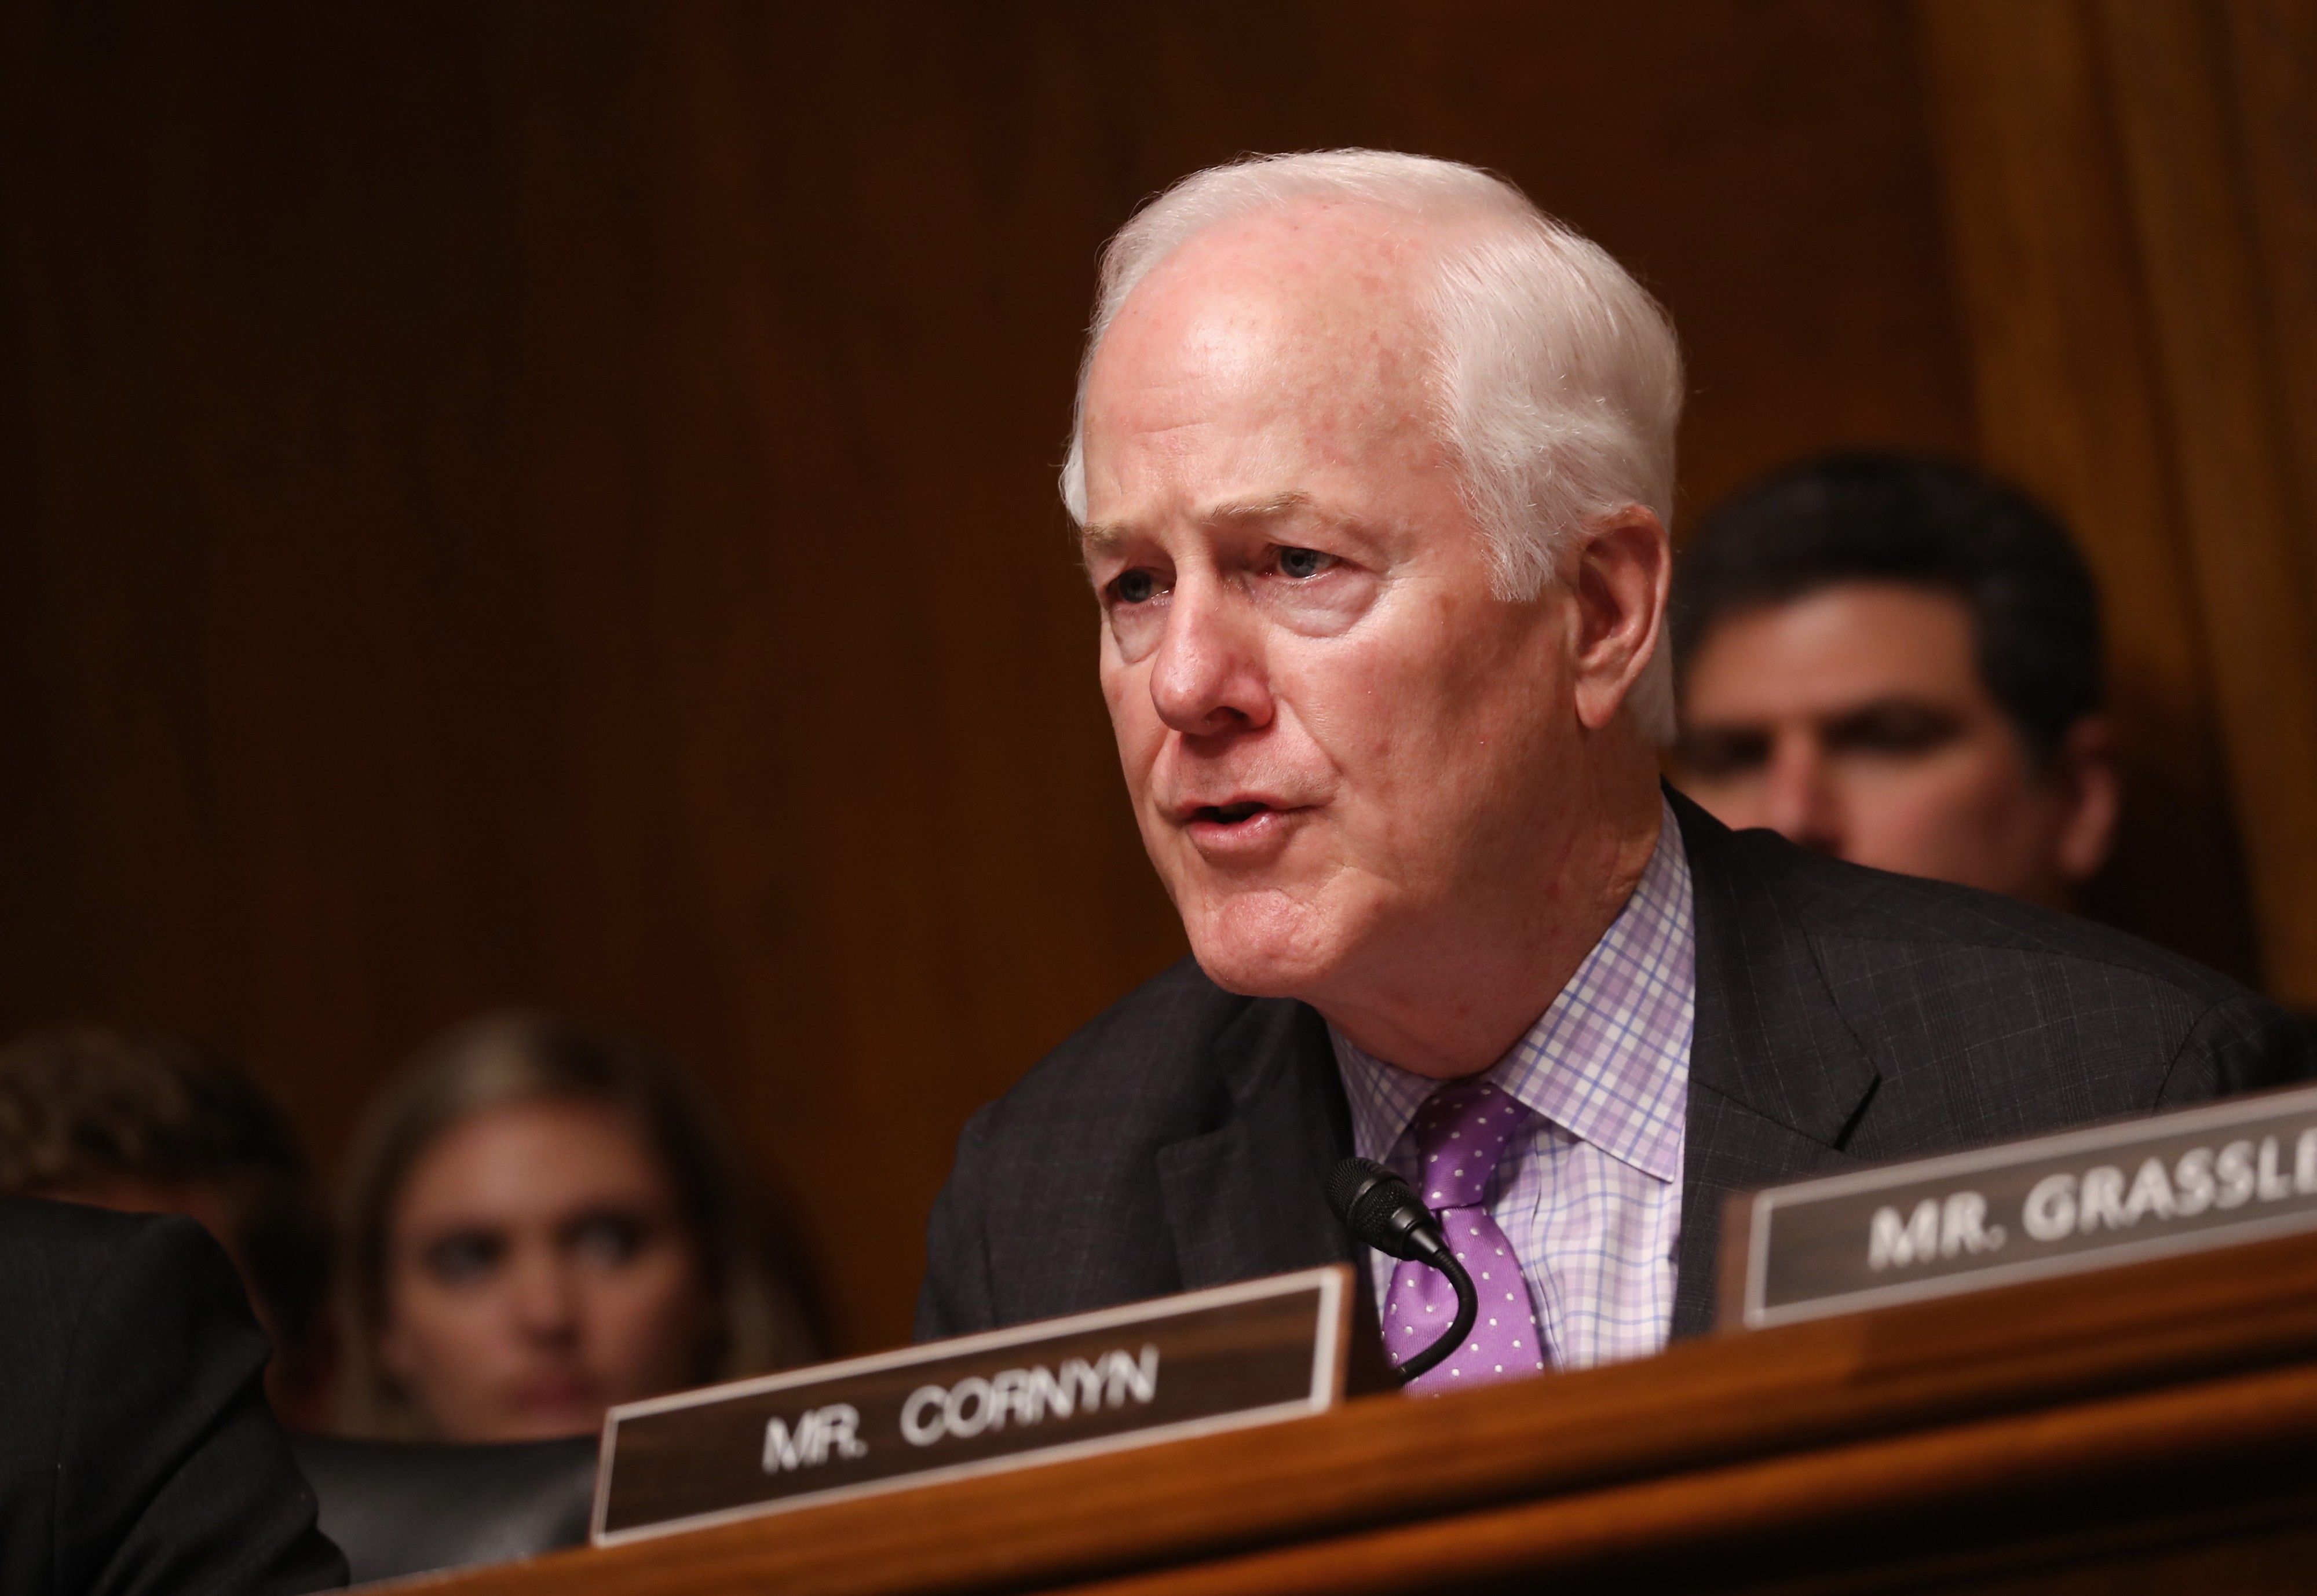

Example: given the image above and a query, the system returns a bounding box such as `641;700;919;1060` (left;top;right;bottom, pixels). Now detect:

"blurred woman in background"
338;1011;821;1441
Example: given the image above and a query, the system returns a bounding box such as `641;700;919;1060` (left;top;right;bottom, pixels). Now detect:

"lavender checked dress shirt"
1331;797;1697;1375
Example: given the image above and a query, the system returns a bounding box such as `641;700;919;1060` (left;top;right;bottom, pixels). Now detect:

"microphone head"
1324;1156;1396;1227
1325;1156;1445;1263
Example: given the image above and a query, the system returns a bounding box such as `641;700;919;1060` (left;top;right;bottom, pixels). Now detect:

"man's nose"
1761;733;1844;855
1147;578;1274;737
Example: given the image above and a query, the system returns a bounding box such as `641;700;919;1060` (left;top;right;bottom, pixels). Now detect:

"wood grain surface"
0;1;1981;1353
1917;0;2317;1004
3;0;2308;1357
407;1224;2317;1595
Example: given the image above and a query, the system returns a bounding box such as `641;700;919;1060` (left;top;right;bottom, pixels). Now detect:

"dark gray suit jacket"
918;794;2311;1344
0;1198;347;1596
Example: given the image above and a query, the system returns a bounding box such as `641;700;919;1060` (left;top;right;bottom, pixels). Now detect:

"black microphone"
1325;1156;1478;1383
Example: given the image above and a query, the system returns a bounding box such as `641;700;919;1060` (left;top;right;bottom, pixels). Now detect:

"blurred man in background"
1669;453;2119;910
0;1027;338;1429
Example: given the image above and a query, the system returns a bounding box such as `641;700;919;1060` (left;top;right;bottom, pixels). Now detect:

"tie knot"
1408;1079;1530;1210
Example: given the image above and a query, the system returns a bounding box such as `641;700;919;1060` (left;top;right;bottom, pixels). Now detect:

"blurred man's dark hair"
1669;452;2121;911
0;1027;334;1426
1672;452;2103;761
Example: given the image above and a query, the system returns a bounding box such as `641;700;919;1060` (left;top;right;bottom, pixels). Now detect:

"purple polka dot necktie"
1383;1079;1547;1392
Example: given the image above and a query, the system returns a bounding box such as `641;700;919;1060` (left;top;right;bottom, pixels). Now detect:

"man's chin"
1181;900;1348;1001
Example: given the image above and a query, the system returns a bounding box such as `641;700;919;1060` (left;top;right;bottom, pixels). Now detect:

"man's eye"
1110;569;1160;605
1829;705;1961;756
1678;729;1771;777
1277;546;1337;579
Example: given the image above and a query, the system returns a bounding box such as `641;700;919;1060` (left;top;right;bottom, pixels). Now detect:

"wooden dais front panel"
419;1229;2317;1596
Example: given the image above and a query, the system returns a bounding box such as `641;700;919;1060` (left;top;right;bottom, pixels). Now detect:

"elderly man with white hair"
916;151;2305;1387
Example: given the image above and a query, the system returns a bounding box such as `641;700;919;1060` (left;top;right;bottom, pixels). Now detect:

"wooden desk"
418;1230;2317;1594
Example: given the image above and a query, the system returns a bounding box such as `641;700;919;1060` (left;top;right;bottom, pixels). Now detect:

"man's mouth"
1175;795;1305;857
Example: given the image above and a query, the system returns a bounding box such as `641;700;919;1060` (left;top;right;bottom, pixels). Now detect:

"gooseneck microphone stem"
1325;1156;1483;1385
1392;1236;1478;1382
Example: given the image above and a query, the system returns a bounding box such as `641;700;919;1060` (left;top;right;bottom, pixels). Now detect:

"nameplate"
590;1265;1351;1545
1727;1083;2317;1330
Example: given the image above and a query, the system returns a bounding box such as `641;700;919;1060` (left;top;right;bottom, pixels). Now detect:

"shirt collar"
1332;797;1695;1184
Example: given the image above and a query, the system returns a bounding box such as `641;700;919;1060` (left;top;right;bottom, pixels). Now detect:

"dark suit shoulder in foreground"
0;1198;346;1596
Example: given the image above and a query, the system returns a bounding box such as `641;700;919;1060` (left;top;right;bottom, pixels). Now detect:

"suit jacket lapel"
1671;791;1880;1336
1156;995;1359;1292
1145;799;1880;1346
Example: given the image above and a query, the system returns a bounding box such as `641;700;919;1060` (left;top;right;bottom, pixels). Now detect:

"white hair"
1059;150;1684;743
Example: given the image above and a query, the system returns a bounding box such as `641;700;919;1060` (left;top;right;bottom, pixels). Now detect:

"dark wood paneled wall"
2;1;2007;1351
1918;0;2317;1004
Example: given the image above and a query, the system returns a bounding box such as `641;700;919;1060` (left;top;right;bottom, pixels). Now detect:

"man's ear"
2051;714;2122;883
1569;506;1673;732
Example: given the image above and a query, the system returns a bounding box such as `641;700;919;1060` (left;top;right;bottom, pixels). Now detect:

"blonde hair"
335;1011;820;1437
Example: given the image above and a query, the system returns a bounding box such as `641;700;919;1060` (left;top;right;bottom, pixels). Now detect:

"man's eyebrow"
1206;491;1315;525
1079;520;1135;558
1079;492;1335;557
